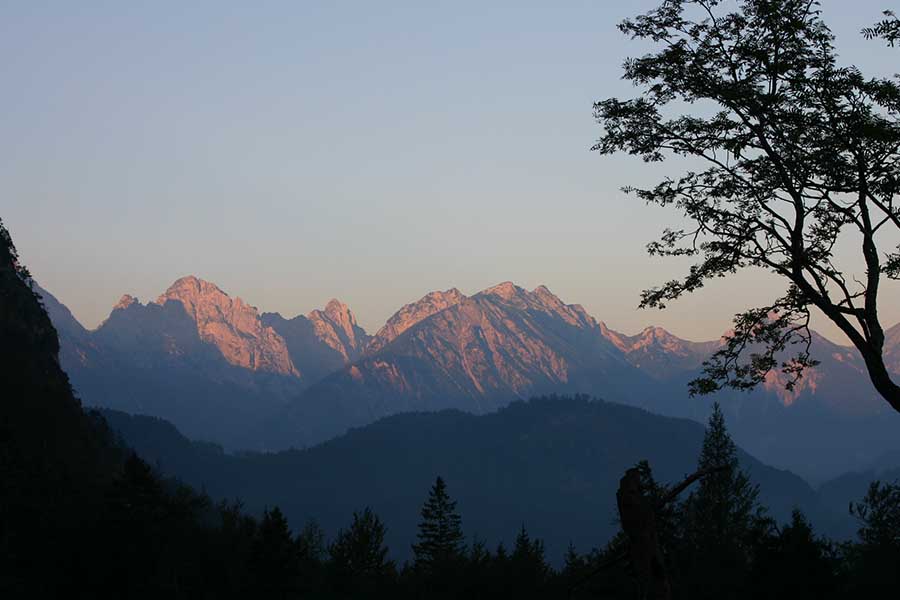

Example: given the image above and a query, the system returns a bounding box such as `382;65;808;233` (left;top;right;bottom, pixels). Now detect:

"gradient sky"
2;1;898;342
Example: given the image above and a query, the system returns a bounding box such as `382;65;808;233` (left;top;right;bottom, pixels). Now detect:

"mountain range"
6;218;889;594
38;275;900;481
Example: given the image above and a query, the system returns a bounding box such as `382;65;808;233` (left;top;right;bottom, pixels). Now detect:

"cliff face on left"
0;220;124;592
0;223;121;496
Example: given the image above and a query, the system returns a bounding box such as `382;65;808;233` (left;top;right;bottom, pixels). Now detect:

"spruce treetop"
412;476;465;573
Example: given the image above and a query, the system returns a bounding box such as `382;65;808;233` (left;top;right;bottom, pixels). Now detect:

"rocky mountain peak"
634;326;687;352
307;298;369;362
480;283;596;330
322;298;355;325
598;323;722;380
149;276;298;377
531;284;554;298
600;324;691;354
113;294;139;311
156;276;228;314
368;287;468;354
481;281;524;300
529;284;589;316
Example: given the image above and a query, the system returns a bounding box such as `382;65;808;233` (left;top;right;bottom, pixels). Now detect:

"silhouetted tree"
750;509;841;599
295;518;327;594
217;500;259;596
846;479;900;591
562;542;585;577
594;0;900;414
412;476;466;582
100;453;172;596
461;537;493;598
560;543;596;598
508;525;550;598
674;403;771;598
249;507;301;599
634;459;679;551
296;520;326;564
864;10;900;45
329;507;396;596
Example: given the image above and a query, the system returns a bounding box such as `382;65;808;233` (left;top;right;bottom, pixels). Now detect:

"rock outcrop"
308;299;370;362
599;324;720;380
262;299;370;384
368;288;467;353
284;283;649;445
154;276;299;376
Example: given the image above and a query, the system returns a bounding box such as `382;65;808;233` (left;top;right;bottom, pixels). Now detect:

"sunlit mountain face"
38;277;900;480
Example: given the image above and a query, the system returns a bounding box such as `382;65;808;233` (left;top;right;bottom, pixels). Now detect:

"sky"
2;0;898;342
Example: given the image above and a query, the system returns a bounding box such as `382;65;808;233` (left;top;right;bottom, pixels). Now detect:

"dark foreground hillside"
1;219;274;598
102;396;821;563
3;216;899;598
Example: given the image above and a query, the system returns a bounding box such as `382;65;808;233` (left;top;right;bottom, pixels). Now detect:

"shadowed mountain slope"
41;278;900;479
279;284;656;446
0;221;125;593
100;395;827;565
261;298;370;384
38;277;369;448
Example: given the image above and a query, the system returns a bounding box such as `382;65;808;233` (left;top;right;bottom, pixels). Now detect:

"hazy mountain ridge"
598;322;721;380
261;299;370;384
883;322;900;374
279;282;653;446
99;396;830;565
154;276;299;376
37;277;368;447
40;277;900;478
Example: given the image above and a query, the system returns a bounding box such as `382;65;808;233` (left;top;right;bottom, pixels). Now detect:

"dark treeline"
10;412;898;599
2;212;899;598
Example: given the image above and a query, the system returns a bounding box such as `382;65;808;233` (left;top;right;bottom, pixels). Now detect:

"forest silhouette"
5;0;900;597
3;213;900;596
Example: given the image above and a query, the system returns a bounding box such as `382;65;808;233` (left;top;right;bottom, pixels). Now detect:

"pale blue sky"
2;1;898;341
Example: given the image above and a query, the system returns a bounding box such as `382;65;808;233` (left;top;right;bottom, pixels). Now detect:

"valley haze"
38;274;900;483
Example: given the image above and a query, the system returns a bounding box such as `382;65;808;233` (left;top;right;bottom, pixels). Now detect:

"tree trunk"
860;350;900;414
616;468;671;600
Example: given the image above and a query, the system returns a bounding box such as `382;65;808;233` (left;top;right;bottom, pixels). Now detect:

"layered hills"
99;396;828;564
39;276;900;479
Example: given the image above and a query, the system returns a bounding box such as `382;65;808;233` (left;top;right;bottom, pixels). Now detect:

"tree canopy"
412;476;466;574
863;10;900;46
593;0;900;413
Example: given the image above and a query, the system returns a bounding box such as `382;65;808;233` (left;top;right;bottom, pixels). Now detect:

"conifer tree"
412;476;465;575
561;542;591;594
562;542;584;575
847;480;900;591
675;403;769;598
462;537;492;597
250;506;301;599
750;510;840;599
295;519;326;565
329;507;396;594
294;519;326;595
509;524;550;597
102;454;171;596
